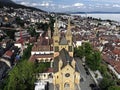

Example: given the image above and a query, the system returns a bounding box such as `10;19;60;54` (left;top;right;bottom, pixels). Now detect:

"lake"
71;13;120;22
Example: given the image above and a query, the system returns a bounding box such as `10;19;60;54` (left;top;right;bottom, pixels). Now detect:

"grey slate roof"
59;36;68;45
53;48;73;73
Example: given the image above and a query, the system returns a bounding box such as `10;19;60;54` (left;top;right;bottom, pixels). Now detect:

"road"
75;57;95;90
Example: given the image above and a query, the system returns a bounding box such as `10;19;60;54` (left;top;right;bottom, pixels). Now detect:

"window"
44;74;46;77
68;46;72;52
55;46;59;52
55;40;58;43
65;73;70;77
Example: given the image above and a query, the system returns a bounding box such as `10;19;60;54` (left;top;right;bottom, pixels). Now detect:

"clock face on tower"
65;73;70;77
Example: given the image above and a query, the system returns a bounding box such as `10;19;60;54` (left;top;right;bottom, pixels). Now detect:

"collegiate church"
52;18;80;90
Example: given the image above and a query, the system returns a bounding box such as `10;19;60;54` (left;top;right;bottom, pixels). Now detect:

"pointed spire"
66;17;72;36
68;17;71;30
48;27;51;38
54;17;59;36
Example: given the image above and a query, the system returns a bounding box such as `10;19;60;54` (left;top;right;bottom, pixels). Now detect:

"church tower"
66;17;72;45
66;17;73;57
53;18;60;57
48;27;51;39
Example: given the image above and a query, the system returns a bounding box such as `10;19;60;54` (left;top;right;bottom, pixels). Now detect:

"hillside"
0;0;14;3
0;0;46;12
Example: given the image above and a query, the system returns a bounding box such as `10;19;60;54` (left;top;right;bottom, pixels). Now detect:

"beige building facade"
53;18;80;90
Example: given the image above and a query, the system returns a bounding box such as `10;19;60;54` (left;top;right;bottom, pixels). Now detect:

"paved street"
75;57;95;90
49;83;54;90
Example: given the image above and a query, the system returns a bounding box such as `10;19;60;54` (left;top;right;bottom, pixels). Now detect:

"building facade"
53;18;80;90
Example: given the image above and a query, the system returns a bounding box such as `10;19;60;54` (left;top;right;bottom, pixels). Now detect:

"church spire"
48;26;51;38
54;18;59;36
66;17;72;36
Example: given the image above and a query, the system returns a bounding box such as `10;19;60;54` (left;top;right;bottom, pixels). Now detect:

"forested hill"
0;0;46;12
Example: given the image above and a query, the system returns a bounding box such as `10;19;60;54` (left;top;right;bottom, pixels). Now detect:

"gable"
61;64;74;74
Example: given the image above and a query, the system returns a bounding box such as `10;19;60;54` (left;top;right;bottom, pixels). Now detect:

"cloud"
113;4;120;7
12;0;120;12
31;3;38;7
20;1;51;7
105;4;110;7
73;3;84;7
59;5;70;8
41;2;49;7
20;2;30;5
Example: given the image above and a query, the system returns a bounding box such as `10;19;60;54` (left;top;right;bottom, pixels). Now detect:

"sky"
12;0;120;12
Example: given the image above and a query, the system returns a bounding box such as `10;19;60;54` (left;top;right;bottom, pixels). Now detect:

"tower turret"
48;27;51;39
53;18;60;57
66;17;72;45
66;17;72;36
53;18;59;36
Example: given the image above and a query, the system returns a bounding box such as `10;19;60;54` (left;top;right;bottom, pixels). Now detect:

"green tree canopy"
3;61;50;90
83;42;93;57
15;17;24;27
49;15;55;36
74;42;101;71
108;86;120;90
86;50;101;71
22;44;33;60
4;60;35;90
100;77;116;90
35;22;49;31
74;46;84;58
27;26;37;37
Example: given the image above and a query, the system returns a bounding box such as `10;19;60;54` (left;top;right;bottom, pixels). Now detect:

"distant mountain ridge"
0;0;46;12
69;11;120;14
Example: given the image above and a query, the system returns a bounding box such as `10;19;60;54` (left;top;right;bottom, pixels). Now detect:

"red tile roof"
4;50;13;57
29;54;54;62
103;54;120;74
112;48;120;55
45;68;53;73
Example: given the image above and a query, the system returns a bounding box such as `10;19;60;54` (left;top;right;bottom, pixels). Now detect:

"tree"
15;17;24;27
3;60;50;90
83;42;93;57
49;15;55;36
86;50;101;71
4;30;15;40
108;86;120;90
4;60;35;90
27;26;37;37
74;46;84;58
35;22;49;31
22;44;33;60
100;78;115;90
99;64;112;78
34;62;50;73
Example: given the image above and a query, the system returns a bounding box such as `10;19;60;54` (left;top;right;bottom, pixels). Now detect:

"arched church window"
64;83;70;90
68;46;72;52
